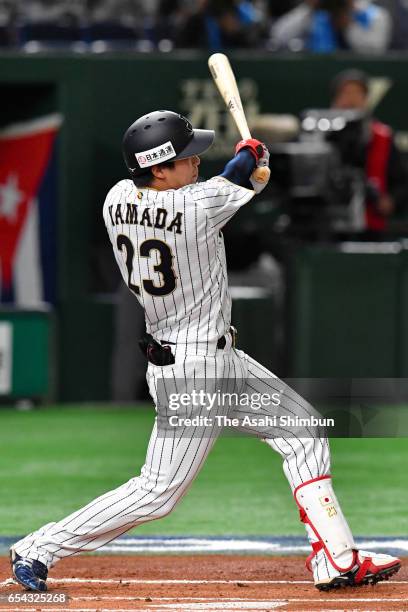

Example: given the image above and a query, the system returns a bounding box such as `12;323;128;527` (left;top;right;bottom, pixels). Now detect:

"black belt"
160;326;237;351
140;326;238;365
217;336;227;349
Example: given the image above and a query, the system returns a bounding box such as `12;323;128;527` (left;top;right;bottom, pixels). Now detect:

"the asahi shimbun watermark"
166;412;334;430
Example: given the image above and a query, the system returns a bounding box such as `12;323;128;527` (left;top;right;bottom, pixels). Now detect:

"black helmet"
122;110;215;177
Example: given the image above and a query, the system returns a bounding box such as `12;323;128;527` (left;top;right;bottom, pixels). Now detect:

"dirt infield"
0;555;406;611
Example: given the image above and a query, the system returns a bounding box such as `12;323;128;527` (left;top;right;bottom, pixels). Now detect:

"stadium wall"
1;53;408;400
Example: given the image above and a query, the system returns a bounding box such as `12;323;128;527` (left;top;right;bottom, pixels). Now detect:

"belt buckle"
230;326;237;348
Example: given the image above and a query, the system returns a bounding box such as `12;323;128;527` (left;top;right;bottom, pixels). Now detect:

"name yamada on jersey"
108;202;183;235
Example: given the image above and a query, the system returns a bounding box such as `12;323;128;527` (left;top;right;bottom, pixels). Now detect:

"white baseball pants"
14;345;331;573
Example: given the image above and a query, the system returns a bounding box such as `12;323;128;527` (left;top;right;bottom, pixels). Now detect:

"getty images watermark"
155;378;408;439
166;389;333;430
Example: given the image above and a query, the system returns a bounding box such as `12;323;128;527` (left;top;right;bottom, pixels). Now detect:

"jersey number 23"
117;235;177;297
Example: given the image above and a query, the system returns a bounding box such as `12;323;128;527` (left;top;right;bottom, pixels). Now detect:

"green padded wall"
1;53;408;399
0;310;53;400
290;248;402;377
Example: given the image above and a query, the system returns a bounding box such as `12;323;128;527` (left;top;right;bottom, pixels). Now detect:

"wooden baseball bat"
208;53;270;184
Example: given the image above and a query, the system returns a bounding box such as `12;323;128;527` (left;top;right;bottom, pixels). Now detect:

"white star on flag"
0;174;24;221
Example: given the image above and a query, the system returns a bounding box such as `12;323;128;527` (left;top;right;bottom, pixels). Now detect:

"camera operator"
270;0;392;53
331;69;408;232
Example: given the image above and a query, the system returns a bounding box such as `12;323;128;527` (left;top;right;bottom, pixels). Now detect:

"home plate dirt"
0;556;406;611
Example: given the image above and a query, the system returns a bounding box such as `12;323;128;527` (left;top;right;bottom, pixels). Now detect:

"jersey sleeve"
185;177;255;231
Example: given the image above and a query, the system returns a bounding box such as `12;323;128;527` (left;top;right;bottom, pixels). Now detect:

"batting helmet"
122;110;215;177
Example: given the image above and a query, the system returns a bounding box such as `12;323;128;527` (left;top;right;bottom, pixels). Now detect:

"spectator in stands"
87;0;150;24
175;0;263;50
266;0;299;19
155;0;196;43
331;69;408;232
270;0;393;53
86;0;164;45
394;0;408;48
17;0;86;48
0;1;16;45
376;0;408;49
19;0;86;24
0;1;14;23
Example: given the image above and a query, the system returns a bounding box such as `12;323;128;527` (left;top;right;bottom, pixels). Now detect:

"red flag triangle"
0;116;61;289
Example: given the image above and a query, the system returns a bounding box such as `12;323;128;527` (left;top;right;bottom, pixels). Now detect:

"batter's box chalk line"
1;535;408;557
1;577;408;588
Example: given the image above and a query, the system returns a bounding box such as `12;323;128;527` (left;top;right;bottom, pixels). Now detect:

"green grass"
0;405;407;537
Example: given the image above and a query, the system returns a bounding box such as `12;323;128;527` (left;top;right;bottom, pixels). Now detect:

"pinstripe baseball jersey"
103;177;255;347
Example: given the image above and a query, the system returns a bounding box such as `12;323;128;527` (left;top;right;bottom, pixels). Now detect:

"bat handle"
239;127;252;141
251;166;271;184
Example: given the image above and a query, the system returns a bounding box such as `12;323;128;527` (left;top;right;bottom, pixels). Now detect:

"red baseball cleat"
315;550;401;591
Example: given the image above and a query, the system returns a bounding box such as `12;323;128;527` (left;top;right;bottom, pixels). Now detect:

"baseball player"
10;111;401;592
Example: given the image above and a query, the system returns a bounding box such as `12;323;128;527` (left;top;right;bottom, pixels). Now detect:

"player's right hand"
235;138;267;163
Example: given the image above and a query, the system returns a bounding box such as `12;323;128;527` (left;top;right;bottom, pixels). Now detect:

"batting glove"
235;138;266;162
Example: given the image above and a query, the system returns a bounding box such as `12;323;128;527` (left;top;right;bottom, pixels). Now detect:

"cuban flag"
0;114;62;305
